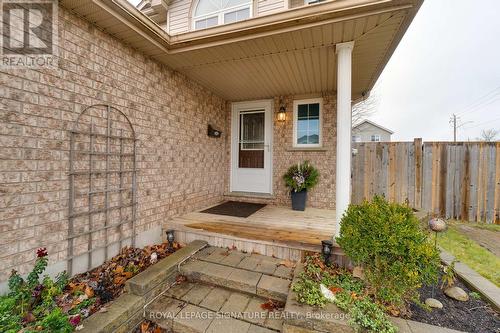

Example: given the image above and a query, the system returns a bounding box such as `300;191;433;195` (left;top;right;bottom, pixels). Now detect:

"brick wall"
0;6;228;283
0;4;339;286
224;95;337;209
272;95;336;209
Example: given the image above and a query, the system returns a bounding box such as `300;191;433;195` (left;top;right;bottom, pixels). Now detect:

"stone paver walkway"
146;245;466;333
455;224;500;257
146;246;294;333
146;283;281;333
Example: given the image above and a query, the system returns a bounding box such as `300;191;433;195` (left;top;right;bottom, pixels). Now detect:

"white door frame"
230;99;273;194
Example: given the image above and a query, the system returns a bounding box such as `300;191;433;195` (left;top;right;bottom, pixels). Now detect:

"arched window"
193;0;252;30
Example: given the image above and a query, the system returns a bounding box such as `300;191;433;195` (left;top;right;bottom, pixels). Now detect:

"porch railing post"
335;41;355;238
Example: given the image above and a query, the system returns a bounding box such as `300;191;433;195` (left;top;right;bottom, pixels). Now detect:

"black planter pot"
291;190;307;211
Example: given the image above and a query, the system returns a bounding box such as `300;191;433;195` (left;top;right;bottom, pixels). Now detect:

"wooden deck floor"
164;205;337;260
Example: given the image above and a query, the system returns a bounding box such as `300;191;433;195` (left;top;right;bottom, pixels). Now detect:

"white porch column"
335;41;354;238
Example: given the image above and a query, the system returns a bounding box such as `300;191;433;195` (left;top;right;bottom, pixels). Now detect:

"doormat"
201;201;266;218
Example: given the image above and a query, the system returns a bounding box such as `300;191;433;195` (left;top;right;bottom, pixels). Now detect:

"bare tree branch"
476;128;499;141
352;92;380;125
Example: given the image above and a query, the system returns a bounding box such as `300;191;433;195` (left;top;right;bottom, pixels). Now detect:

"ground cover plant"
0;242;180;332
292;254;397;333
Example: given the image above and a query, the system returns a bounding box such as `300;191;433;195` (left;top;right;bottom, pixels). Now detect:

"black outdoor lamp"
321;240;334;265
277;97;286;122
166;229;175;252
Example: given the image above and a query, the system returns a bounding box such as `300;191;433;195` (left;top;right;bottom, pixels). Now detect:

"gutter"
78;0;416;54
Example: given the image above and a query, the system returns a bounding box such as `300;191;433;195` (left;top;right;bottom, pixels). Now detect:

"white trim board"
292;97;323;148
230;99;274;194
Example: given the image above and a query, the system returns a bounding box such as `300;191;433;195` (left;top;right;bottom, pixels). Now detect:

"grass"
436;224;500;287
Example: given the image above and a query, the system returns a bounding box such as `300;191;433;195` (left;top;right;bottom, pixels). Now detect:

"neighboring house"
352;120;394;142
0;0;423;288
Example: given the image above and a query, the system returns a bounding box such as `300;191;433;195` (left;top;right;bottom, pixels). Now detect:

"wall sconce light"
207;124;222;138
277;98;286;122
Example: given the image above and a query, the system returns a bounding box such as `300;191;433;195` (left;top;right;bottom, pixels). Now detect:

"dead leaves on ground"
57;242;181;321
260;299;285;311
278;259;296;269
175;275;187;284
138;320;166;333
386;305;400;317
84;286;94;298
329;286;343;294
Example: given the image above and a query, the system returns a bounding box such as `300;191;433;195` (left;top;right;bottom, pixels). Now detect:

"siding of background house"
352;122;392;142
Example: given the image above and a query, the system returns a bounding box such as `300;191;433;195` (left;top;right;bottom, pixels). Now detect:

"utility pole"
451;114;457;142
450;113;457;142
449;114;473;142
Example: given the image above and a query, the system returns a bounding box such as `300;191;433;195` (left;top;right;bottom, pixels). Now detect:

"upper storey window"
193;0;252;30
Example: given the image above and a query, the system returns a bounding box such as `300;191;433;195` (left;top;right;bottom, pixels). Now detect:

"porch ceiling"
162;11;411;101
60;0;423;101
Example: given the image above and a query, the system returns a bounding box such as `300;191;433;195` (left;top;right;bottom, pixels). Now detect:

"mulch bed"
56;242;181;323
408;273;500;333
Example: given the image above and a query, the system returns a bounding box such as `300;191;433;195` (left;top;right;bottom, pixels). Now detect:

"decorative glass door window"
239;111;265;168
193;0;252;30
293;99;322;147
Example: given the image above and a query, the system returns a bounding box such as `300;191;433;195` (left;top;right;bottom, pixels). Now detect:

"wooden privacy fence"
351;139;500;224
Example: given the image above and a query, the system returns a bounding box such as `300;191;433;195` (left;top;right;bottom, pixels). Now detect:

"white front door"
231;100;273;194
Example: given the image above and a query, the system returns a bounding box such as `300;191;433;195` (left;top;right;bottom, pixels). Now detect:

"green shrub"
283;161;319;192
336;196;440;309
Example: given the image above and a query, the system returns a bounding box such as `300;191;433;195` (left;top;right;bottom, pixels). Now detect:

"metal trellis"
68;105;137;276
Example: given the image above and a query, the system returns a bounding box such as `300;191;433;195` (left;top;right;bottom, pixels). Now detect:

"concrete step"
193;246;295;279
145;281;284;333
180;247;293;302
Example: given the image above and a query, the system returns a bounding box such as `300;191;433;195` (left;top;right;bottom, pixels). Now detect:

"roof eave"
62;0;420;53
354;120;395;134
